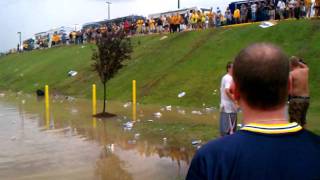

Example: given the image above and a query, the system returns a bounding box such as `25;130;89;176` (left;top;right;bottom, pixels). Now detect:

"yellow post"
45;85;50;129
132;80;137;121
92;84;97;116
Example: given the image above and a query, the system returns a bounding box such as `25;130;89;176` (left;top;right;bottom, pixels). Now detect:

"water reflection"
0;93;218;179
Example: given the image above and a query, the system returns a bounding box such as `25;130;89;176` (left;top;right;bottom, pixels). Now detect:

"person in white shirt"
219;62;238;136
277;0;286;19
251;3;257;21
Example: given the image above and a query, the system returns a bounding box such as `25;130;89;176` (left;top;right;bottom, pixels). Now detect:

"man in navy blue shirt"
187;43;320;180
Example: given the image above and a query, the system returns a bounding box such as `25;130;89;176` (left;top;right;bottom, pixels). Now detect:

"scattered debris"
147;119;154;122
202;103;206;107
205;107;215;113
160;36;168;40
163;137;167;142
36;89;45;97
20;73;24;77
0;93;5;97
81;45;86;49
70;108;78;114
65;96;76;102
105;144;115;153
123;102;131;108
68;70;78;77
192;139;202;146
128;140;137;144
191;110;202;115
153;112;162;118
160;108;165;111
21;100;26;104
259;21;275;28
123;121;134;131
177;109;186;115
178;92;186;98
134;133;140;139
165;105;172;111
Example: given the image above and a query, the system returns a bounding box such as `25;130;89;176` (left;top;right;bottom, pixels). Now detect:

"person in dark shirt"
187;43;320;180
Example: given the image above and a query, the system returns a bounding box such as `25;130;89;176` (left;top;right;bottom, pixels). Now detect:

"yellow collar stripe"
241;122;302;134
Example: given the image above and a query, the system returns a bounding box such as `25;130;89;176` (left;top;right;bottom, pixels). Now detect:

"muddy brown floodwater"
0;93;220;180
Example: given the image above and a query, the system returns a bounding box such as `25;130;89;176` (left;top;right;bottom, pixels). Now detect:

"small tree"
92;30;133;116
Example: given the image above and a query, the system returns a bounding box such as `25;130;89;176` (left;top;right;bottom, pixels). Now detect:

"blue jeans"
252;12;256;21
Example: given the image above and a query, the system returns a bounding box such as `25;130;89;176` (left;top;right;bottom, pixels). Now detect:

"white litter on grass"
123;121;134;131
205;107;215;113
165;105;172;111
0;93;5;97
160;36;168;40
123;102;131;108
21;100;26;104
68;70;78;77
147;119;154;122
153;112;162;118
191;110;202;115
163;137;167;141
81;46;86;49
192;140;202;146
259;21;275;28
178;92;186;98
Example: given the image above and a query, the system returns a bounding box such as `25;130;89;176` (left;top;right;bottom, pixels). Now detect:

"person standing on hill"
187;43;320;180
219;62;238;137
289;56;310;127
233;6;241;24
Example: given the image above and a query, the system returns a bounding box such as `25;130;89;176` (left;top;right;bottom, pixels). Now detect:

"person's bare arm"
298;62;308;69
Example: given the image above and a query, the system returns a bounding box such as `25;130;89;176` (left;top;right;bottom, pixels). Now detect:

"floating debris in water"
178;92;186;98
192;139;202;146
191;110;202;115
123;102;131;108
134;133;140;139
105;144;115;153
123;121;134;131
177;109;186;115
128;140;137;144
153;112;162;118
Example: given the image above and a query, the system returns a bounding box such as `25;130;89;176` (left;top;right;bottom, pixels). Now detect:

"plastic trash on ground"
191;110;202;115
134;133;140;139
153;112;162;118
68;70;78;77
192;139;202;146
147;119;154;122
165;105;172;111
105;144;115;153
178;92;186;98
160;36;168;40
0;93;5;97
259;21;275;28
177;109;186;115
123;121;134;131
123;102;131;108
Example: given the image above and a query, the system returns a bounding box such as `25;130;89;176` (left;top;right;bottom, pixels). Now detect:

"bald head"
233;43;289;110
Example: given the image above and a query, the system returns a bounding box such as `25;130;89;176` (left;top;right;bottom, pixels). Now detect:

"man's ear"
231;81;240;101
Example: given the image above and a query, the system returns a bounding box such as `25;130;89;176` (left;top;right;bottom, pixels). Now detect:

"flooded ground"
0;93;220;180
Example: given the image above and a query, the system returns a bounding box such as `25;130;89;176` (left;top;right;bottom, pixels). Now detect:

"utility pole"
106;1;112;20
178;0;180;9
17;32;21;52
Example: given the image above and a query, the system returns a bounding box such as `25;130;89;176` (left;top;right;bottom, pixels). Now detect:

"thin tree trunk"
103;82;106;113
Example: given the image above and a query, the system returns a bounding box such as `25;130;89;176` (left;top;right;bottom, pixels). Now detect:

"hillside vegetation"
0;20;319;114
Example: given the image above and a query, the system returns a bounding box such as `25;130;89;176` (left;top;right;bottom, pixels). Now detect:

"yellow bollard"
92;117;97;128
132;80;137;121
45;85;50;129
92;84;97;116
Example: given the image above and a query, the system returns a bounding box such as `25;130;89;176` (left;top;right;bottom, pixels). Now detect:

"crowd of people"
23;0;320;51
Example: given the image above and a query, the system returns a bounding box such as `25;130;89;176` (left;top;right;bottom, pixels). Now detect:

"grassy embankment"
0;20;319;133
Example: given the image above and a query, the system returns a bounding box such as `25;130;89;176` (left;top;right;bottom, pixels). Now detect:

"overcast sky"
0;0;233;52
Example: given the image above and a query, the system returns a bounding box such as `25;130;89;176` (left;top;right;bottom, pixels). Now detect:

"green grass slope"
0;20;319;113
